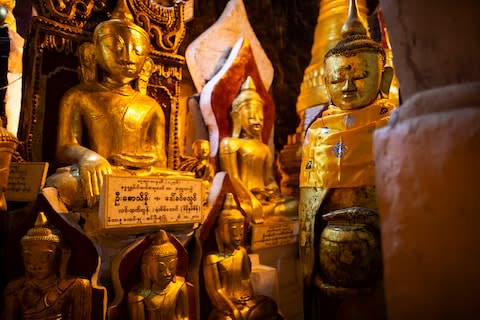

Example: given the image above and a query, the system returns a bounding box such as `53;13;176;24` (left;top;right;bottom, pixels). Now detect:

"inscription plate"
6;162;49;202
99;175;202;229
251;220;299;250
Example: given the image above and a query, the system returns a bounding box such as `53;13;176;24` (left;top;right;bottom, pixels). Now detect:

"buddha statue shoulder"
203;193;278;320
127;230;189;320
219;77;297;223
2;212;92;320
47;0;170;208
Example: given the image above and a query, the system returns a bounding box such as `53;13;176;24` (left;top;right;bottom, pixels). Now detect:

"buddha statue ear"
323;75;334;106
79;42;97;84
231;110;241;138
141;263;151;289
215;226;226;252
59;246;71;280
379;66;394;99
138;57;154;95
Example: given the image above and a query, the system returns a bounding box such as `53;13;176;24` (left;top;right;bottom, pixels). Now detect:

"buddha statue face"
324;50;383;110
94;25;150;84
142;230;178;289
22;242;57;280
238;100;264;139
231;77;265;139
218;215;245;250
147;254;178;288
20;212;60;281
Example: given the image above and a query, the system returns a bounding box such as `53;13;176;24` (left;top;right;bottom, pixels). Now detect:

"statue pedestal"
312;275;385;320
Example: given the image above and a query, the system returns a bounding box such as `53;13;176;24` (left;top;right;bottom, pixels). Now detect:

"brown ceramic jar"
319;207;381;288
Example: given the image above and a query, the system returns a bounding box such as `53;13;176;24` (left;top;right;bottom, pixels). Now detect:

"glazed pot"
319;207;381;288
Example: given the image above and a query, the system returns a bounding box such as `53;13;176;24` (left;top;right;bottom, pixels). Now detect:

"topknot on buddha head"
21;212;60;248
143;230;178;263
231;76;264;113
324;0;385;65
93;0;150;47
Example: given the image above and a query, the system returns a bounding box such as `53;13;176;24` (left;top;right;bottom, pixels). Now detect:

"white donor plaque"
6;162;49;202
99;175;202;229
251;220;300;250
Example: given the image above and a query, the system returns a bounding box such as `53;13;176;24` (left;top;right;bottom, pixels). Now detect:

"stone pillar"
374;0;480;318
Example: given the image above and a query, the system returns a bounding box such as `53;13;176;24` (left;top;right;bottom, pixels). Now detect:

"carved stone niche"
109;230;196;320
18;0;187;171
1;189;107;318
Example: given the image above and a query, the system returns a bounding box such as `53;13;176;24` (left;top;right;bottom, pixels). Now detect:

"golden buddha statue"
2;212;92;319
127;230;189;320
299;0;396;281
178;139;215;184
47;0;169;208
203;193;278;320
219;77;297;223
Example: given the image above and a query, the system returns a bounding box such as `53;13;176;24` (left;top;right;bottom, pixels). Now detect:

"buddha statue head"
20;212;60;281
216;193;245;251
324;0;393;110
93;0;151;85
231;76;265;139
141;230;178;290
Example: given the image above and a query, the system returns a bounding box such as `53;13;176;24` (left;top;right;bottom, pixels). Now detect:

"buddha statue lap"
46;0;177;209
220;77;297;223
127;230;189;320
2;212;92;319
203;193;278;320
299;0;396;281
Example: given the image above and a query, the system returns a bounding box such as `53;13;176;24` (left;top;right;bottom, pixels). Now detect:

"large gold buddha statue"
299;0;396;280
2;212;92;319
203;193;278;320
47;0;168;208
127;230;189;320
220;77;297;223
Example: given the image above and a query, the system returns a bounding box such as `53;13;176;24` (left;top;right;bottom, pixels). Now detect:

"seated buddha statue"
203;193;278;320
127;230;189;320
219;77;297;223
299;0;396;280
2;212;92;319
178;139;215;185
47;0;172;208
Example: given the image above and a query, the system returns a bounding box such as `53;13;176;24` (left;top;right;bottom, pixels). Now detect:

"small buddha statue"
219;77;297;223
127;230;189;320
47;0;170;208
203;193;278;320
178;139;215;184
299;0;396;281
2;212;92;319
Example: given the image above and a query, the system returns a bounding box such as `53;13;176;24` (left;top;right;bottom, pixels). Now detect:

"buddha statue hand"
78;150;112;207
